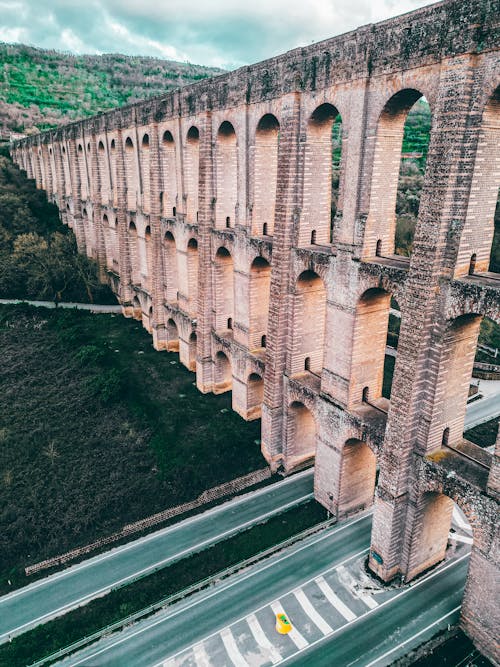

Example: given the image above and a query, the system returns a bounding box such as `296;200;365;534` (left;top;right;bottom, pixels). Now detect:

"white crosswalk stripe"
246;613;281;664
315;575;356;621
336;565;378;610
193;641;211;667
270;601;309;649
294;588;333;634
220;627;249;667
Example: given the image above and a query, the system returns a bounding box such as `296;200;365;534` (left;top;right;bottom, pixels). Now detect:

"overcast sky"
0;0;437;69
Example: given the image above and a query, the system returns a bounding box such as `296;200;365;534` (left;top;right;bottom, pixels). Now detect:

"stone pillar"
115;128;134;310
196;112;215;393
67;134;86;252
88;132;107;280
261;93;302;469
149;122;168;350
52;141;66;211
369;58;488;582
487;427;500;500
41;143;54;199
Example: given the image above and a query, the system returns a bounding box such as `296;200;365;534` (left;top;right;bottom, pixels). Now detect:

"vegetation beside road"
0;303;262;592
0;500;326;667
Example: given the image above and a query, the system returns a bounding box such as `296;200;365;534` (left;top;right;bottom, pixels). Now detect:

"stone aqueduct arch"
11;1;499;661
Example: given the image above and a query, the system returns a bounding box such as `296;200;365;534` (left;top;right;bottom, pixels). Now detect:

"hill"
0;43;224;134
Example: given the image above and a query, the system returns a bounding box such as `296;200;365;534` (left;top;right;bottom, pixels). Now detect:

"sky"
0;0;438;69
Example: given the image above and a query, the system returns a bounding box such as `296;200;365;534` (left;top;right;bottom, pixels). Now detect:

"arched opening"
146;306;154;333
103;213;115;270
166;318;179;352
351;288;400;407
128;221;140;284
300;103;342;246
249;256;271;350
406;492;471;581
310;230;317;245
110;139;116;151
338;439;377;516
188;332;197;371
216;121;237;229
186;238;199;316
226;216;231;228
124;137;138;210
286;401;316;465
364;90;430;259
161;129;177;218
304;357;311;371
142;133;150;148
253;113;279;236
214;351;232;393
163;231;179;303
442;427;450;447
261;335;266;348
291;271;326;375
426;313;483;453
185;126;200;223
97;138;111;203
469;253;477;275
227;318;233;330
214;247;234;332
246;372;264;420
139;133;151;211
132;296;142;320
143;225;152;291
455;86;500;277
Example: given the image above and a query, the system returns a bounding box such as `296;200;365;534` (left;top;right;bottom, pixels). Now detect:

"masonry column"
67;131;86;253
115;128;134;312
88;131;107;280
196;111;215;393
369;58;489;581
41;142;54;200
52;140;66;213
149;121;168;350
261;92;302;469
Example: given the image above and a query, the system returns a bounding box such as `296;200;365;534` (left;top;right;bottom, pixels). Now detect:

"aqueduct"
10;0;499;660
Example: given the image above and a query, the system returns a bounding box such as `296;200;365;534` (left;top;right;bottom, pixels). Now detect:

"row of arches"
23;84;499;276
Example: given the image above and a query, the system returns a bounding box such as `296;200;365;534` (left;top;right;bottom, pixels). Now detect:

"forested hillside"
0;43;223;134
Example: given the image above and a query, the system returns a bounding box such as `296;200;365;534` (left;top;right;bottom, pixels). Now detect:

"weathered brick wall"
10;0;500;661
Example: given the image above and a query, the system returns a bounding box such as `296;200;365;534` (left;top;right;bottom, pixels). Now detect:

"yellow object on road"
276;612;292;634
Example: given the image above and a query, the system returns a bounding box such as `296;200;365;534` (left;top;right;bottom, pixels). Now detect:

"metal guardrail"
28;511;336;667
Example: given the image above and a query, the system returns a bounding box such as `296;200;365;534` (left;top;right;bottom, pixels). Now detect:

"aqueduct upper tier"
11;0;500;661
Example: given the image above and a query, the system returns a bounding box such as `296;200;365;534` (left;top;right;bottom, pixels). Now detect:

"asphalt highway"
55;512;471;667
0;468;314;643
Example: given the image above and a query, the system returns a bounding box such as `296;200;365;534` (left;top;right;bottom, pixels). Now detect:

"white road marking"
71;525;371;667
0;468;314;603
270;601;309;649
315;576;356;621
294;588;332;634
277;557;468;665
246;613;281;664
449;533;473;544
193;642;211;667
0;492;314;643
220;627;249;667
336;565;378;610
452;506;471;533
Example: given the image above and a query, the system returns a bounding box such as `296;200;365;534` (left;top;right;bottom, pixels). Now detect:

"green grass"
0;500;327;667
0;304;263;592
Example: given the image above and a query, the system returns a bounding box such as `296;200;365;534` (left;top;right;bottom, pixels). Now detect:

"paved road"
0;469;313;643
464;393;500;429
56;512;471;666
0;298;122;313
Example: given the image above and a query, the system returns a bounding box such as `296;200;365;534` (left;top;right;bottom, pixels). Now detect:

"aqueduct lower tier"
11;0;500;661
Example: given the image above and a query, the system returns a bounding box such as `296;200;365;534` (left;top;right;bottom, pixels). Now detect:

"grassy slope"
0;43;223;132
0;304;262;588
